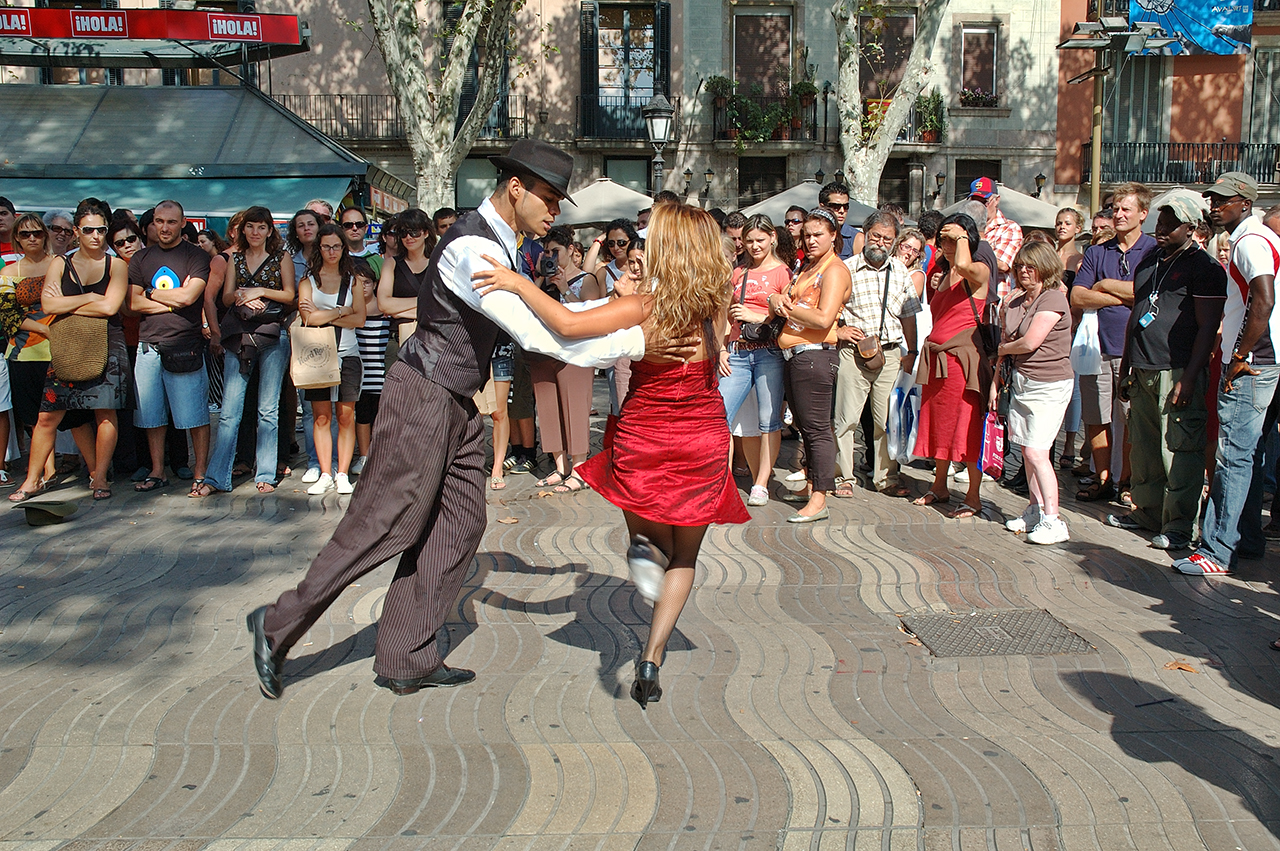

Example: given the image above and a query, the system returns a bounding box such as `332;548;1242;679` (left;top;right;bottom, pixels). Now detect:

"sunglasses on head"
79;225;108;235
342;220;368;230
112;234;139;248
17;230;44;239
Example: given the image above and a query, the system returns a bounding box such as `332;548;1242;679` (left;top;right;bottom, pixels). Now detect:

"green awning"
0;176;355;219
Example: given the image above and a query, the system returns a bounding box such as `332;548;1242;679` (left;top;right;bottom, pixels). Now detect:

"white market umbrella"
942;182;1064;230
1142;187;1210;233
560;178;653;227
741;180;878;226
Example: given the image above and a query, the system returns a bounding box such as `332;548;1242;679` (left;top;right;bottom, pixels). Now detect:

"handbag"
234;252;289;323
289;277;351;390
47;256;108;383
980;412;1005;479
962;280;1000;358
735;270;785;345
853;265;892;371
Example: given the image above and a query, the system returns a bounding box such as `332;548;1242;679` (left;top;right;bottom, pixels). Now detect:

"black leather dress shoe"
387;665;477;695
246;605;284;699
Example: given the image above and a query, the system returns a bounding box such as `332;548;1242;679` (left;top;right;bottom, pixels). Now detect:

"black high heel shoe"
631;660;662;709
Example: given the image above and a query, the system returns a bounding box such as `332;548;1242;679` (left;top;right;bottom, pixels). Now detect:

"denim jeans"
718;346;785;432
1197;364;1280;567
206;330;289;491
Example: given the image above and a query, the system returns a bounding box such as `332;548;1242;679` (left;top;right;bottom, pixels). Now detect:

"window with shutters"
579;1;671;139
1105;53;1164;145
444;0;513;138
860;13;914;100
738;157;787;207
960;26;997;100
1250;49;1280;145
733;11;791;97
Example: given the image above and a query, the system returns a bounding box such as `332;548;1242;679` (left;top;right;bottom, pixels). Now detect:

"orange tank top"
778;252;840;349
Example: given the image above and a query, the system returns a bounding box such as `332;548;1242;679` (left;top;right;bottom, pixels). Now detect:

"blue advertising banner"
1130;0;1252;55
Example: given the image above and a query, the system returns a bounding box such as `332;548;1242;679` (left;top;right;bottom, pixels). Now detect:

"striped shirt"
356;315;392;393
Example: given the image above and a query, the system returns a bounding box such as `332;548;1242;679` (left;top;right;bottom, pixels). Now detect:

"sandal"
489;476;506;491
256;482;275;494
912;491;951;507
948;502;983;520
91;479;112;501
535;470;568;488
8;481;47;503
135;476;169;493
833;481;856;499
1076;480;1116;502
879;483;913;498
189;482;219;498
553;473;588;494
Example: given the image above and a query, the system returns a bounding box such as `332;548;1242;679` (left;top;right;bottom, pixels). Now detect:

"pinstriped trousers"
264;361;487;679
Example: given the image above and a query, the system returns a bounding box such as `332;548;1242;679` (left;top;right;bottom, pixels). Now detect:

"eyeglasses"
1013;262;1032;272
864;233;894;246
898;245;921;256
606;239;629;248
17;230;44;240
49;226;73;236
826;203;849;211
342;221;368;230
398;229;424;239
320;243;345;251
112;235;140;248
785;218;804;226
79;225;108;235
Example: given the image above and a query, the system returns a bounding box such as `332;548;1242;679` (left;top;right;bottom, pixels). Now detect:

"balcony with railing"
270;93;528;143
576;94;681;141
710;96;819;145
1081;142;1280;185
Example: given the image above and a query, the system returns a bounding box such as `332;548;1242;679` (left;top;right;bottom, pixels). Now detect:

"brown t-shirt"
1002;287;1072;382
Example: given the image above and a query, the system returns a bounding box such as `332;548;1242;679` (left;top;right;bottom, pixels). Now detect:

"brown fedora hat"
489;140;577;206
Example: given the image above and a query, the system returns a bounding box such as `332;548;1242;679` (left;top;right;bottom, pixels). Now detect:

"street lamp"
815;168;825;184
834;169;845;186
642;93;675;193
683;167;693;194
934;171;946;197
704;167;714;190
1034;172;1047;198
1058;20;1174;213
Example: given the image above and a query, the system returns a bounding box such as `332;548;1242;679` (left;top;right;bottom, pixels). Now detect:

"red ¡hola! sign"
2;9;300;45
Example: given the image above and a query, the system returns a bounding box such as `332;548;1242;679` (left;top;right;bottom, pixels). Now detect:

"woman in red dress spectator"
911;213;993;518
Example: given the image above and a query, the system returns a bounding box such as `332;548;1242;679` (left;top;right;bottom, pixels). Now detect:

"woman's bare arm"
787;263;851;330
473;259;646;338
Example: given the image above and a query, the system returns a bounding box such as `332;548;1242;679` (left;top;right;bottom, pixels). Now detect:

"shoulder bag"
736;270;786;345
289;276;351;390
961;279;1000;358
47;256;108;383
853;265;892;371
235;252;289;323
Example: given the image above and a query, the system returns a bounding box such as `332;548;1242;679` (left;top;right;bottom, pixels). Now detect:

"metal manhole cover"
900;609;1094;657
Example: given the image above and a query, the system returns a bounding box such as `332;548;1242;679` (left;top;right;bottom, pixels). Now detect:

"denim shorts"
492;355;514;383
134;341;211;430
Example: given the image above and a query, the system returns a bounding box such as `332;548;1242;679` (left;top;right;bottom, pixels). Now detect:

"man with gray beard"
832;211;921;497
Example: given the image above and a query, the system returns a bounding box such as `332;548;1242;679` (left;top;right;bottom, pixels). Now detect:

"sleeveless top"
63;254;122;330
233;250;285;294
0;265;51;361
777;253;840;348
310;275;358;358
392;257;430;300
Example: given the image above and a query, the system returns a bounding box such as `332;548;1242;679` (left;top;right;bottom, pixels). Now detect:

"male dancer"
249;141;658;697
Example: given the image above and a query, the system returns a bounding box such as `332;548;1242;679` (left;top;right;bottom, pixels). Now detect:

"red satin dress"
576;357;750;527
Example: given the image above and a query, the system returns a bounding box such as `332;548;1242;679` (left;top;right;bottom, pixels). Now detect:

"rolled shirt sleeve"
441;235;646;367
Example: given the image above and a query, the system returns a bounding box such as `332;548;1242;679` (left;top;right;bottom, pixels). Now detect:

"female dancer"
474;203;749;709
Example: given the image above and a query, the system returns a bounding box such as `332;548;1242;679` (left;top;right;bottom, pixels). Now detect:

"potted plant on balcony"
765;101;791;141
958;87;999;108
915;89;946;143
793;80;818;108
705;75;735;108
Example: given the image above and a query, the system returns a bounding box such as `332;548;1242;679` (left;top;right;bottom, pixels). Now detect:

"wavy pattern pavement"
1;404;1279;850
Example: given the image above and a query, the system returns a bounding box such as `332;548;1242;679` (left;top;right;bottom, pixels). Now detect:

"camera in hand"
537;253;558;279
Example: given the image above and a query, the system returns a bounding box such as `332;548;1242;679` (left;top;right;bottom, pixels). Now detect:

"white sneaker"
785;469;807;483
1005;504;1041;534
952;464;967;482
307;473;333;495
350;456;366;476
301;466;321;484
335;473;354;494
747;485;769;506
1027;516;1070;545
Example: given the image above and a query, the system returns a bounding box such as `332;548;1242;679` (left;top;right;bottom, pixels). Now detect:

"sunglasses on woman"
79;225;109;235
112;234;140;248
606;239;629;248
398;229;424;239
17;230;44;240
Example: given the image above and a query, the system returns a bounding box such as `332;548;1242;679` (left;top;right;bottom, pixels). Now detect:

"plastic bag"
1070;310;1103;376
981;412;1005;479
887;370;921;465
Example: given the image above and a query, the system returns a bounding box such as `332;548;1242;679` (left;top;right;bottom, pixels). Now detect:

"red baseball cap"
969;177;998;200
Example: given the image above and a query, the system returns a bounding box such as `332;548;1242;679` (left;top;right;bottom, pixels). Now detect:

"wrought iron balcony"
710;95;819;144
576;94;681;141
1082;142;1280;185
271;93;527;142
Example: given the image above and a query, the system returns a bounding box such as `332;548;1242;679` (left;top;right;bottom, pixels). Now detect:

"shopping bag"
289;316;341;390
887;370;921;465
1069;310;1103;376
981;412;1005;479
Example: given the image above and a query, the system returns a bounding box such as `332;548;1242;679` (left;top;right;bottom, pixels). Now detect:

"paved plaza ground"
1;388;1279;851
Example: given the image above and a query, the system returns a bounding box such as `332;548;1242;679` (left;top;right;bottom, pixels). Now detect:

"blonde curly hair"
639;203;733;346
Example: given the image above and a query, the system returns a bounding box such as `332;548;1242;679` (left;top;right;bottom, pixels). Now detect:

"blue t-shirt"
1072;233;1158;357
837;223;860;260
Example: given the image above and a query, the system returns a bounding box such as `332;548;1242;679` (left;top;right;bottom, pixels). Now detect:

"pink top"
728;263;791;343
926;272;979;345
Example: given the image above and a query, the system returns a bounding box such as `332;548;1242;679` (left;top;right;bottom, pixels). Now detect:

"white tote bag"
1069;310;1103;376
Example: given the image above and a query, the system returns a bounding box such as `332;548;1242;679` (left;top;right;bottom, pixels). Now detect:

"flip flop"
912;491;951;507
189;482;219;498
948;502;983;520
832;482;856;499
256;482;275;494
135;476;169;493
91;479;113;501
489;476;506;491
8;483;47;503
879;483;913;498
